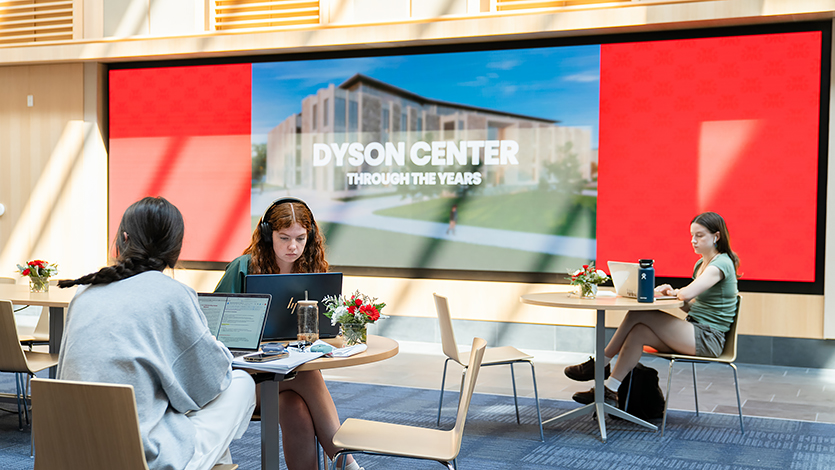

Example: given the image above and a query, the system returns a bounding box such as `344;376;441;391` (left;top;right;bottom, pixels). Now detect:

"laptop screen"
197;293;271;351
245;272;343;341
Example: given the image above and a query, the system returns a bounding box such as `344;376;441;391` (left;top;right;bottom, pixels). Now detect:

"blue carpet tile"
1;379;834;469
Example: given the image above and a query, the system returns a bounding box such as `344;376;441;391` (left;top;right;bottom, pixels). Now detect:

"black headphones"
258;197;318;247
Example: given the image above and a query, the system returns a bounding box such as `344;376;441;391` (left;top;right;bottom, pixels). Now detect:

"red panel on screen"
109;64;252;262
597;32;821;282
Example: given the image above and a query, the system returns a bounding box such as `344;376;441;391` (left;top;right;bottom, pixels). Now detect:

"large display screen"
108;23;829;292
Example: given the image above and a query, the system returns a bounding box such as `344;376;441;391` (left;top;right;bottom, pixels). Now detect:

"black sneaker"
572;386;618;407
564;357;610;382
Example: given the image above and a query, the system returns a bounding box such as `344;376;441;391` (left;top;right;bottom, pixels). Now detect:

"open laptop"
245;272;343;341
198;292;271;356
607;261;677;300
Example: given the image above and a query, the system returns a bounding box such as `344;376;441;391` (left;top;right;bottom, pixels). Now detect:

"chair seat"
651;350;735;364
458;346;532;367
23;350;59;374
333;418;457;462
18;334;37;343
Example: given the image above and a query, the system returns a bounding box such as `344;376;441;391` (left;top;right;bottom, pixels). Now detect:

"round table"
520;291;683;442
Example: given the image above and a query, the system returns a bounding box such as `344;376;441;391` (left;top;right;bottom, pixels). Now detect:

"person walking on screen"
57;197;255;470
446;203;458;235
215;197;363;470
564;212;740;407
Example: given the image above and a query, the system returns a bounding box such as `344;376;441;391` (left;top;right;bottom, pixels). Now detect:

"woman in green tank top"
564;212;740;407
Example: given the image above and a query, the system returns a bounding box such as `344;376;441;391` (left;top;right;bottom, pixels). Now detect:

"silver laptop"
607;261;676;300
198;292;271;356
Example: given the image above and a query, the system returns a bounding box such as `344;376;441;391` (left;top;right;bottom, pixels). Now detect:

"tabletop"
0;283;77;307
520;291;683;311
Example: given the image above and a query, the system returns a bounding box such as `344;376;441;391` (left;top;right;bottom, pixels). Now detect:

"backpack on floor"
617;362;665;420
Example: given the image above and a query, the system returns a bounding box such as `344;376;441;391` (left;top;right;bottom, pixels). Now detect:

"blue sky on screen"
251;44;600;148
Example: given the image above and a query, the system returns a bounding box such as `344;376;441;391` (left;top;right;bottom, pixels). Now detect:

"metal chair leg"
730;363;744;434
437;358;452;426
14;373;23;431
331;450;350;470
691;363;699;416
510;363;520;424
661;359;675;437
528;361;544;442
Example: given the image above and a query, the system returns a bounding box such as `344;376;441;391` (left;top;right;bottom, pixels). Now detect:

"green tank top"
687;253;738;333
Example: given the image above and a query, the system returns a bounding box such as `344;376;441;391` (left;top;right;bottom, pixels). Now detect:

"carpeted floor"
2;380;835;469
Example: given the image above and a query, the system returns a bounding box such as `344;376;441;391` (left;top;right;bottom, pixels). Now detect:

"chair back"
718;295;742;362
32;378;150;470
0;300;33;373
451;337;486;447
433;293;462;363
33;306;49;337
0;277;15;284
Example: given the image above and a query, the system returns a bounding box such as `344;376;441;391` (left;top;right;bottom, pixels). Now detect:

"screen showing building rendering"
108;25;825;286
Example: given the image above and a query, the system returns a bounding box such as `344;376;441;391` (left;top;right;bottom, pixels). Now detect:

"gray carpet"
1;378;835;469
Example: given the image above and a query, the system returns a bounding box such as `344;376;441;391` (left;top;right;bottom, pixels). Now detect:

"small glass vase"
579;283;598;299
340;323;367;346
29;276;49;293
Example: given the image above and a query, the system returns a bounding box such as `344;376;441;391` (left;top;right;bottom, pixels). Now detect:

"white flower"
596;270;606;278
572;269;582;276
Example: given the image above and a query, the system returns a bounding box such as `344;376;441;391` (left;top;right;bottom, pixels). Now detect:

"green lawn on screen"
319;222;589;274
372;190;596;238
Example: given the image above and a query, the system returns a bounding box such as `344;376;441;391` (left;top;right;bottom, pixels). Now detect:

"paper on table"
311;339;367;358
232;349;325;374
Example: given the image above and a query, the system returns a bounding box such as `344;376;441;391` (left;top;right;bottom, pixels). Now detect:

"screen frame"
107;20;831;295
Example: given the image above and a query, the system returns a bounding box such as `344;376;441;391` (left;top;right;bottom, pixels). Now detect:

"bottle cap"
639;259;654;268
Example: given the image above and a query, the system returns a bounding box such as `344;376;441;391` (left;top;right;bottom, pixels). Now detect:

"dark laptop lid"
197;292;271;352
245;272;343;341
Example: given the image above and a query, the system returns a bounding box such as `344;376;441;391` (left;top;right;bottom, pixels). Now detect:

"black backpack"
617;362;666;420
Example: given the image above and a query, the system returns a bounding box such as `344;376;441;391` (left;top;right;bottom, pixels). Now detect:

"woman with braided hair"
57;197;256;470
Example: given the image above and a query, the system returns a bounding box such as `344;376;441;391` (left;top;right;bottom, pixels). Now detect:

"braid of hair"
56;257;166;288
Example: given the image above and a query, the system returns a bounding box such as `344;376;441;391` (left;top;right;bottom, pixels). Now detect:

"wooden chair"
331;337;487;470
648;296;743;436
434;293;544;441
31;378;238;470
0;300;58;430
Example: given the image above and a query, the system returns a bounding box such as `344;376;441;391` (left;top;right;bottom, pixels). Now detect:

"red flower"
355;298;362;306
21;268;30;276
347;305;356;314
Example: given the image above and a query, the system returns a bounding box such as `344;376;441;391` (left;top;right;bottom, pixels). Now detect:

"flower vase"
340;323;367;346
580;283;597;299
29;276;49;293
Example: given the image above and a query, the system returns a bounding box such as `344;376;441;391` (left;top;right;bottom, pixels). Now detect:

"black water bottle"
638;259;655;303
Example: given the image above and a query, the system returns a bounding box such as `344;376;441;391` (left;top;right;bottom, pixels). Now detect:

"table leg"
261;379;281;469
48;306;64;378
594;308;607;441
536;307;658;439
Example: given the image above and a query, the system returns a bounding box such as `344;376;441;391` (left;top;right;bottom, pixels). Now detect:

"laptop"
607;261;677;300
198;292;271;357
245;272;343;341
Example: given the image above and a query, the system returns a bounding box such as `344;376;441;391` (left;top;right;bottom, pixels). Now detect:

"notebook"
245;272;343;341
198;292;272;356
607;261;677;300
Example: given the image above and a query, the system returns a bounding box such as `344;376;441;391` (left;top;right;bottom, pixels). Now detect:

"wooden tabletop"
295;334;399;371
0;283;77;307
520;291;683;311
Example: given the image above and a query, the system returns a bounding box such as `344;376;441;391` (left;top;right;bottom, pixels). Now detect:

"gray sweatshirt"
58;270;233;470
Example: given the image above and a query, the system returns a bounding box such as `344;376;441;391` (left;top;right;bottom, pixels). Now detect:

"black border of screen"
108;20;831;295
